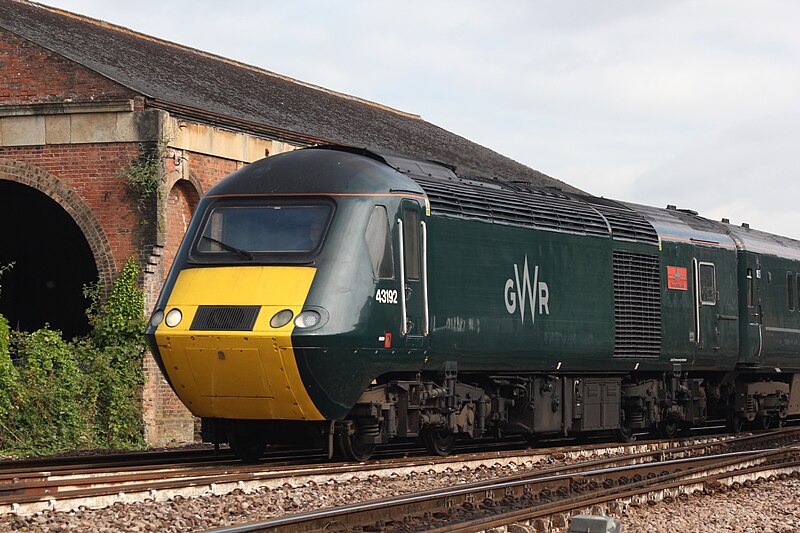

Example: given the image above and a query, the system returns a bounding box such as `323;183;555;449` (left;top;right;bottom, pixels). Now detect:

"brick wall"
0;143;143;272
0;29;277;447
187;151;240;192
0;29;135;104
163;178;200;274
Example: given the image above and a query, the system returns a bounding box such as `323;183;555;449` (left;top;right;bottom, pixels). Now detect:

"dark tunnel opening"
0;180;98;339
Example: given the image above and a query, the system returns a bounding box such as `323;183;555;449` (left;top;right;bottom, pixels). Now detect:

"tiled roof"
0;0;580;191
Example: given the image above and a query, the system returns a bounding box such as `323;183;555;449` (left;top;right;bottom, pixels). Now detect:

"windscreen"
193;201;332;261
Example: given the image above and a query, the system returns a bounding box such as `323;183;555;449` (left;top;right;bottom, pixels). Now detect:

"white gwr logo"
504;255;550;323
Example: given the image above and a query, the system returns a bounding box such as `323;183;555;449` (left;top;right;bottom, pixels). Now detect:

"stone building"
0;0;575;445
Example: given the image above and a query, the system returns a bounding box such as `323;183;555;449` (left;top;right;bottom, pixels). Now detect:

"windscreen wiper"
201;236;254;260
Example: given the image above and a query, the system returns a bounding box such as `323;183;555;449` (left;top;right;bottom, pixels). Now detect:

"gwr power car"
146;146;800;462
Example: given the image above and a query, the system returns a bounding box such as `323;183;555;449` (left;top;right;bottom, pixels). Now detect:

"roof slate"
0;0;580;191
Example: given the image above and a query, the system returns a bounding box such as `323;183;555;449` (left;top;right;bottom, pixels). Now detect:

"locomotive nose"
150;266;324;421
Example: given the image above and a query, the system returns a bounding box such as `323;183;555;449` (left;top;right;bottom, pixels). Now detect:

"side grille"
612;252;661;358
412;176;610;237
190;306;260;331
578;196;660;244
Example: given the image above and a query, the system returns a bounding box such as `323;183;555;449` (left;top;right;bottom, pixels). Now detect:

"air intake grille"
190;306;260;331
573;195;660;244
411;177;611;236
612;252;661;358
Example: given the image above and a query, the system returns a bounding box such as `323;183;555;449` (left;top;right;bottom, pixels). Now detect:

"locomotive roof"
205;148;425;197
0;0;577;192
624;201;800;260
361;146;661;245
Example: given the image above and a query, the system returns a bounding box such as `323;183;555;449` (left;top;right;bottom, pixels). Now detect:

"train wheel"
335;425;376;462
657;420;678;439
228;429;266;463
756;415;772;430
615;422;636;443
421;429;456;456
726;413;744;433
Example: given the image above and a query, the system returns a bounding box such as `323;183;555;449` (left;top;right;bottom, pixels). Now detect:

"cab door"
396;199;429;347
738;253;764;364
692;252;738;365
693;259;720;357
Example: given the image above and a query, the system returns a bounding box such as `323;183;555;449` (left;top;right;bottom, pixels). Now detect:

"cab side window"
403;208;421;280
365;206;394;279
699;263;716;305
796;273;800;312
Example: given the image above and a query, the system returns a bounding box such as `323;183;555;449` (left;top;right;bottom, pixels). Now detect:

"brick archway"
0;158;116;293
163;176;201;274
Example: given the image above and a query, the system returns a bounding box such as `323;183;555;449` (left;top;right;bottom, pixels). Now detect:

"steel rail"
3;429;797;519
2;428;777;502
200;430;800;532
0;437;644;515
424;449;800;532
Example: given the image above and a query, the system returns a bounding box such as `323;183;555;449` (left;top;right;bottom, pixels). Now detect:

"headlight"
294;310;321;329
165;308;183;327
270;309;294;328
150;309;164;327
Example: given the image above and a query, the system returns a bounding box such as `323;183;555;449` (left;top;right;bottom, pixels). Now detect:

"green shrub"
0;314;16;421
0;257;147;455
84;258;147;449
5;328;92;453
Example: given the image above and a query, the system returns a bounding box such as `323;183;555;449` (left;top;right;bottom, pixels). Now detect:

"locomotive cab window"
403;208;421;280
193;200;333;262
365;206;394;279
746;268;754;308
699;262;716;305
789;272;795;311
796;273;800;312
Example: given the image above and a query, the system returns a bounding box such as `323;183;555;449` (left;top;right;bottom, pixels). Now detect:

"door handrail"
421;220;429;336
397;218;408;336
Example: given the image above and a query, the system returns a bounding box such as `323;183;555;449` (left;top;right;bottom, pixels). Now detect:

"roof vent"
741;222;750;229
721;218;730;224
666;204;677;210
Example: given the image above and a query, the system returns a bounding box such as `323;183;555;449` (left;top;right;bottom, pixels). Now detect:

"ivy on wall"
119;137;170;204
0;258;146;455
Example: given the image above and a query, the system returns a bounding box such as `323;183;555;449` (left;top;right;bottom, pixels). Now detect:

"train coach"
145;145;800;462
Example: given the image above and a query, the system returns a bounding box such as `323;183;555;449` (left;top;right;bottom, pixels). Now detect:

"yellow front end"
152;266;325;421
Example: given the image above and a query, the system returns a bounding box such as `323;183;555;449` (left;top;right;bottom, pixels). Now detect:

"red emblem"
667;266;688;291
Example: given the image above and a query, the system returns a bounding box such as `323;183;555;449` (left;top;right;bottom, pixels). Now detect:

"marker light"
270;309;294;328
294;310;321;329
165;308;183;327
150;309;164;327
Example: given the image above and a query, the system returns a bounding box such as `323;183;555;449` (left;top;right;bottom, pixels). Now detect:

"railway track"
202;428;800;532
0;430;743;517
2;428;798;527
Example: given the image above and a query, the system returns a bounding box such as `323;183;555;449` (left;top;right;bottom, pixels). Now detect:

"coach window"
796;273;800;313
403;208;421;280
365;206;394;279
789;272;795;311
746;268;754;307
699;263;716;305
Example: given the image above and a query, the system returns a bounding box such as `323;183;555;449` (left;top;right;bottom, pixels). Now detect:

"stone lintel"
165;116;297;163
0;109;164;146
0;100;135;117
0;107;298;164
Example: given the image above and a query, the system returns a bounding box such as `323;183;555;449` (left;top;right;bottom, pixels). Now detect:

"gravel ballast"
618;477;800;533
4;459;800;532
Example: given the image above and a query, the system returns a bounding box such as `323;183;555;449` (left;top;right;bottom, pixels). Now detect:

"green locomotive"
146;146;800;461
